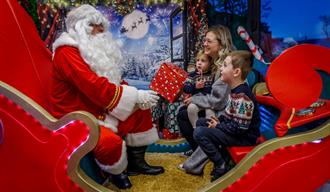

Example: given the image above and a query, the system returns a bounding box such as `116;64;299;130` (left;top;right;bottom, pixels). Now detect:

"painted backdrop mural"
97;3;183;89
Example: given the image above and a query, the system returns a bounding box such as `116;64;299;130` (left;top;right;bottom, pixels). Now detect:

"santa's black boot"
127;146;165;176
109;172;132;189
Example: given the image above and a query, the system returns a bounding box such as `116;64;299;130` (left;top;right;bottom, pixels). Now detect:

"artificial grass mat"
105;153;213;192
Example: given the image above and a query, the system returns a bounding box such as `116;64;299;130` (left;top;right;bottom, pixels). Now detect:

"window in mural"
170;7;185;62
97;3;182;89
172;11;183;37
172;37;183;60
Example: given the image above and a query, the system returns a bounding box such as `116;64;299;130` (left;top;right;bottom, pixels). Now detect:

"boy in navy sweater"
183;51;216;128
193;50;261;181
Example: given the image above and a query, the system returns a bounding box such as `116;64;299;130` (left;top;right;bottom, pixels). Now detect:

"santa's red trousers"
93;108;154;167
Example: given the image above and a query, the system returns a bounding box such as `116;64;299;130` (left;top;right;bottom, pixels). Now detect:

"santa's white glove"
137;90;159;110
138;102;153;110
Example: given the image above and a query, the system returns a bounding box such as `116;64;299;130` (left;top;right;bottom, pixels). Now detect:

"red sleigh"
205;45;330;191
1;0;329;191
0;0;108;191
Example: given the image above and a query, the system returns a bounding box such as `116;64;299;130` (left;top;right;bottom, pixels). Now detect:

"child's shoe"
179;149;194;157
210;163;229;181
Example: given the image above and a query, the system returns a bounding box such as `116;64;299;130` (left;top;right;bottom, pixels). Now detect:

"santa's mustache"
77;30;122;60
80;31;113;44
75;29;123;85
90;31;109;40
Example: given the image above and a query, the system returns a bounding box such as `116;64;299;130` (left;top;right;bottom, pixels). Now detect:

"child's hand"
182;93;191;100
207;116;219;128
183;97;192;106
197;69;203;75
195;78;205;89
196;69;205;89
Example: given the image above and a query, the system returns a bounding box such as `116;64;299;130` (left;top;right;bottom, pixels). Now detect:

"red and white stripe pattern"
237;26;265;62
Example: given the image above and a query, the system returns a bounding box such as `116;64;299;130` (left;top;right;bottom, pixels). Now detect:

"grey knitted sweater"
191;78;230;112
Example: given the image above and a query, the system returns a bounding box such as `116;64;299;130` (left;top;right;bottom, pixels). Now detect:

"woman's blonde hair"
206;25;235;67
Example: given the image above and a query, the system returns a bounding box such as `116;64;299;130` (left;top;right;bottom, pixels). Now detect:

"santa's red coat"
51;45;159;174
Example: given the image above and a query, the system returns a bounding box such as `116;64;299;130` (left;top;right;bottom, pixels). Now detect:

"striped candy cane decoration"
237;26;265;62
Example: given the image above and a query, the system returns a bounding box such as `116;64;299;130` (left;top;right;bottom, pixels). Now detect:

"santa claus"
51;4;164;189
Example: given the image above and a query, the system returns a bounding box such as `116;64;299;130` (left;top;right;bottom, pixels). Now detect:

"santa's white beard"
77;31;123;85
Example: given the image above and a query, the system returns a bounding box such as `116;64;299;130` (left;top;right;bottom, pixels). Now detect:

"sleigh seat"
227;44;330;164
0;0;110;191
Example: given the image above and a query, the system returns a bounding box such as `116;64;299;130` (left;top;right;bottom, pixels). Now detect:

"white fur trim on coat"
126;126;159;147
98;115;119;133
52;32;78;53
109;85;138;121
95;142;127;175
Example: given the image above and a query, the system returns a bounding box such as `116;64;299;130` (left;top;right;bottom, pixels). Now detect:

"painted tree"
319;15;330;39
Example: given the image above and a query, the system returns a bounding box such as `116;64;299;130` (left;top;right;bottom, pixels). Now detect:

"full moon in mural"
121;10;150;39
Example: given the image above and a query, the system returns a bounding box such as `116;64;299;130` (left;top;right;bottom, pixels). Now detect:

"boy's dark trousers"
193;118;252;165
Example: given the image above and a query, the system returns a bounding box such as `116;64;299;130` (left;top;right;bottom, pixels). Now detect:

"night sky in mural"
264;0;330;40
96;3;182;89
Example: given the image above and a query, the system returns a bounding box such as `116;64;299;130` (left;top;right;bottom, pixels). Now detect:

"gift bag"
163;100;183;138
150;63;188;103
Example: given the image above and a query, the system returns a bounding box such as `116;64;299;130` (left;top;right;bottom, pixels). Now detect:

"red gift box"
150;63;188;103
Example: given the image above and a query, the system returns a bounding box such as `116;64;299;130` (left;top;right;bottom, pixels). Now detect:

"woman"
177;25;235;174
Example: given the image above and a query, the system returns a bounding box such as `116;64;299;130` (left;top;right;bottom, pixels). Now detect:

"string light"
187;0;207;63
41;0;182;9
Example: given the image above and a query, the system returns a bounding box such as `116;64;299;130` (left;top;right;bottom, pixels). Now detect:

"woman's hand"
207;116;219;128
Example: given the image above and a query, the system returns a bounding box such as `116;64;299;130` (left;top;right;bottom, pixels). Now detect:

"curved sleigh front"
0;0;110;191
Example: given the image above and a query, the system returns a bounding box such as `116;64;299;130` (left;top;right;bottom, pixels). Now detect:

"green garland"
18;0;41;33
40;0;182;15
110;0;136;16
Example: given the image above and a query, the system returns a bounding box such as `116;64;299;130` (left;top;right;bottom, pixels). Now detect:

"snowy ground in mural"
124;79;150;90
97;3;183;89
